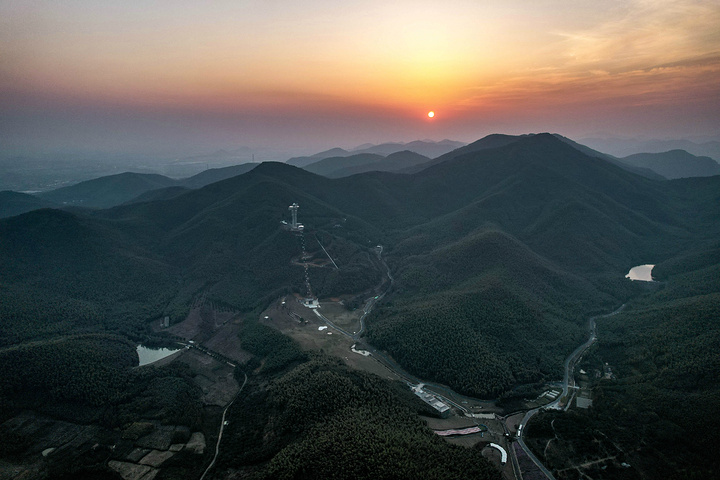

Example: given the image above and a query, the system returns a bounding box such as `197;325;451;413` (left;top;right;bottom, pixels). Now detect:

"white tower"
288;203;299;228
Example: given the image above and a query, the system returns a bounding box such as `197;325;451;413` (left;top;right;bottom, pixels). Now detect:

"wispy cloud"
457;0;720;112
557;0;720;73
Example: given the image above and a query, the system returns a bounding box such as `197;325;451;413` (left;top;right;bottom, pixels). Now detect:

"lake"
137;345;181;366
625;264;655;282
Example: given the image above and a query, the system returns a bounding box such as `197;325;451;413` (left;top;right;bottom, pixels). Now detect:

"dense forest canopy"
524;245;720;478
1;133;719;478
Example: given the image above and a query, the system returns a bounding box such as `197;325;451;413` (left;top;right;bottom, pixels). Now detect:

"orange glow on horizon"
2;0;719;151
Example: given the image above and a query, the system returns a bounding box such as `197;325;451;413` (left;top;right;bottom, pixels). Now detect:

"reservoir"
625;264;655;282
137;345;181;366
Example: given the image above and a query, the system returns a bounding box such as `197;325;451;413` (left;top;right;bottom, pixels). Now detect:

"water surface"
626;264;655;282
137;345;181;366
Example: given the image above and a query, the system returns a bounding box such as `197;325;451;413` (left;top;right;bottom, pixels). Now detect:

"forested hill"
2;133;719;397
3;132;720;479
401;133;527;173
0;164;373;346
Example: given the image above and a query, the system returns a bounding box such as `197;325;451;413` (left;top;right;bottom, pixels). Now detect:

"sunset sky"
2;0;719;155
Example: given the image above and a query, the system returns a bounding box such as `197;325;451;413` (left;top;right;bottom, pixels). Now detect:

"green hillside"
345;135;714;398
2;133;720;478
3;135;715;387
0;163;384;345
0;209;179;345
524;247;720;478
367;228;618;397
217;355;501;480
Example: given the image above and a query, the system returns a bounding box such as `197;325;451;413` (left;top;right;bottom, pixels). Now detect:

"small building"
303;297;319;309
412;385;450;418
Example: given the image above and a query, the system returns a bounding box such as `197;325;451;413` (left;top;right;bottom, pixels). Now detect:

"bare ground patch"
108;460;158;480
203;321;252;364
163;301;251;365
0;411;119;480
316;301;362;329
167;303;240;344
175;349;239;407
260;296;401;382
138;449;175;468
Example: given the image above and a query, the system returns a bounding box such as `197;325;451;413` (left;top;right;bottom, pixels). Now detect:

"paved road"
315;245;393;341
355;245;394;337
199;372;248;480
512;304;626;480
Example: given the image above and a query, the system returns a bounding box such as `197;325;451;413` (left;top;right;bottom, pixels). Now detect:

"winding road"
513;304;626;479
356;245;394;338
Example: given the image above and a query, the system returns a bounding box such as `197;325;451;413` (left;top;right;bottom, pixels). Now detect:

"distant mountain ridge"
303;153;385;176
180;162;259;188
303;150;430;178
286;139;464;168
37;172;178;209
581;137;720;159
286;148;351;168
6;134;717;219
350;139;465;158
31;163;260;210
551;134;665;180
618;150;720;179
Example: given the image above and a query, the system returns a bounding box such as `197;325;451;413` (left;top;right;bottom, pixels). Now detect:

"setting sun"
427;111;435;118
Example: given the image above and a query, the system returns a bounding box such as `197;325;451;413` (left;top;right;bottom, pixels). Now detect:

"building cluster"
412;384;450;418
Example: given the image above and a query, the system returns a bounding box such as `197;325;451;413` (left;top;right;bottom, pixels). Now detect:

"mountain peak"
249;161;318;179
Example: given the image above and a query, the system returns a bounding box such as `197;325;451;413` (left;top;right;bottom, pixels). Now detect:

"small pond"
625;264;655;282
137;345;181;366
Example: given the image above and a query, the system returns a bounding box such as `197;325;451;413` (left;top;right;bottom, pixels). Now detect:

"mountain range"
27;163;259;210
581;136;720;159
618;149;720;179
2;132;720;478
286;139;465;168
302;150;431;178
3;133;717;374
4;135;718;220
